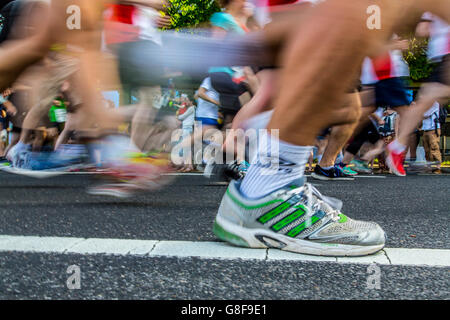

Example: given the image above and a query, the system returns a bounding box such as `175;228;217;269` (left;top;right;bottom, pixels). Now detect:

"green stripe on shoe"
286;216;320;238
257;202;291;224
271;206;307;231
226;188;282;210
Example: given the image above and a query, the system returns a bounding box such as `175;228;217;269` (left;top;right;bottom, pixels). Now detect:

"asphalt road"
0;172;448;300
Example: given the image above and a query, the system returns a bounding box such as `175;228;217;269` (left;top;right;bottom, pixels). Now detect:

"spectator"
176;94;196;172
378;108;399;172
0;88;17;157
209;0;252;127
421;101;442;173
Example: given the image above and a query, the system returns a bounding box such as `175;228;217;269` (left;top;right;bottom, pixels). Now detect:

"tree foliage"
403;37;433;82
165;0;220;30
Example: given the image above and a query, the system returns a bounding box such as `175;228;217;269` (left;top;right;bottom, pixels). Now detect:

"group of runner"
0;0;448;257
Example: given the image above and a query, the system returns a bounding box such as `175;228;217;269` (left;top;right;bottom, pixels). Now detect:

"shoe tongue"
285;177;343;211
322;195;343;211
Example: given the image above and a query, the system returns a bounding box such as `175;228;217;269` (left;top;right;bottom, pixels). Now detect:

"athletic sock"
320;165;334;170
240;135;312;199
389;140;407;153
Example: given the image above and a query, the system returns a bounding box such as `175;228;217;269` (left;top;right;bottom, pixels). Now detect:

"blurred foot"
350;159;372;174
311;165;355;181
386;143;406;177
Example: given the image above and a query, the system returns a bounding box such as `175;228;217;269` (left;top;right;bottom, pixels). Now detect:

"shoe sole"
213;215;385;257
87;187;132;198
311;173;355;181
353;170;372;174
0;164;86;179
86;173;174;198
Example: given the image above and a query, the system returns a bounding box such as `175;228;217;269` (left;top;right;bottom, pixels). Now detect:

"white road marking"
383;248;450;267
353;175;387;179
0;235;448;267
150;241;266;260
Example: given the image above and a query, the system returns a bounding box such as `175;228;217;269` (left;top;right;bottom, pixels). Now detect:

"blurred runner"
386;12;449;176
213;0;449;256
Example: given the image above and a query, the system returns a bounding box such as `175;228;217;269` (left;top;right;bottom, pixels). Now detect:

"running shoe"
405;160;434;174
3;143;89;177
213;179;386;256
311;165;355;181
337;162;358;176
87;152;173;198
6;141;30;168
0;157;9;166
27;145;88;171
350;159;372;174
385;144;406;177
204;160;244;182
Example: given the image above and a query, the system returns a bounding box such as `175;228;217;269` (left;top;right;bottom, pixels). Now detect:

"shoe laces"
333;165;346;176
226;161;245;179
285;183;341;228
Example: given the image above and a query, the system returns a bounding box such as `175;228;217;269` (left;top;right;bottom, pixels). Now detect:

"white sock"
242;110;273;131
321;165;334;170
389;140;407;153
240;135;312;199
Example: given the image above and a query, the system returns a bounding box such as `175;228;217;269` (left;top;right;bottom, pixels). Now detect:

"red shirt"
103;4;140;45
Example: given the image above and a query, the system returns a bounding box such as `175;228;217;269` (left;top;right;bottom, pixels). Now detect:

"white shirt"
134;6;162;45
422;102;441;131
422;12;449;62
360;50;409;85
102;4;162;50
196;77;220;120
379;111;398;136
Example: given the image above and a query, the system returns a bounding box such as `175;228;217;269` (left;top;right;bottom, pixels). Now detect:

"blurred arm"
198;87;220;106
415;21;431;38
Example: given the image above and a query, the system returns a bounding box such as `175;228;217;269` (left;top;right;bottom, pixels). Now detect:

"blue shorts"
375;77;411;108
196;117;220;127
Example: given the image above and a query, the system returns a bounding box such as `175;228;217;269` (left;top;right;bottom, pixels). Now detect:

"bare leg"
407;132;419;160
267;1;390;145
0;2;51;91
318;93;362;167
130;87;162;151
361;140;385;162
0;34;50;91
266;0;448;146
396;83;449;146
